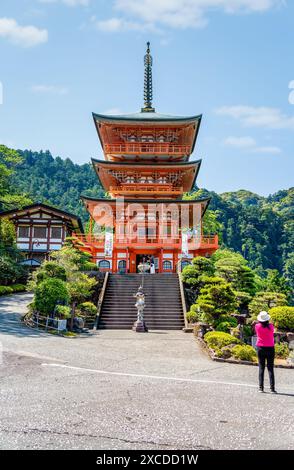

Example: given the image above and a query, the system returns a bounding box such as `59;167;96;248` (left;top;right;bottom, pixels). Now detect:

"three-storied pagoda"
74;43;218;273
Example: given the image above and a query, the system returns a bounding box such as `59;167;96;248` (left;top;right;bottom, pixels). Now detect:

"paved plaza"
0;294;293;450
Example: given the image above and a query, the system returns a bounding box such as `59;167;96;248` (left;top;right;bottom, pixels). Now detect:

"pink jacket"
255;323;275;347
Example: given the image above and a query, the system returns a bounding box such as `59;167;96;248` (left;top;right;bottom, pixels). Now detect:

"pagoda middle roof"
93;111;202;124
91;158;202;168
91;158;202;193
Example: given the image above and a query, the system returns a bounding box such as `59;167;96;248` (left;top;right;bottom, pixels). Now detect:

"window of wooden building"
51;226;63;239
18;226;30;238
33;226;47;239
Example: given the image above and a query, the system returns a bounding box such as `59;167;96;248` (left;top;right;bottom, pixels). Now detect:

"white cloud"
224;136;256;148
0;17;48;47
94;18;147;33
102;107;123;114
93;0;283;32
252;146;282;154
216;105;294;130
39;0;89;6
31;85;69;95
224;135;281;154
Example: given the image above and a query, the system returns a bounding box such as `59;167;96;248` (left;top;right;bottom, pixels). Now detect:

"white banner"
104;230;113;257
182;231;189;257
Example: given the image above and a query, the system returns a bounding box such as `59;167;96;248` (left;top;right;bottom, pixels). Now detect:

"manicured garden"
25;246;103;335
182;249;294;366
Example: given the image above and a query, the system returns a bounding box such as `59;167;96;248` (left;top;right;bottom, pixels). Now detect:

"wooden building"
0;202;83;266
72;43;218;272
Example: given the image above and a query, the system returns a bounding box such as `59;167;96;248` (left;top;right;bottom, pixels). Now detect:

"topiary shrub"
54;305;71;319
231;345;257;362
36;261;67;283
269;306;294;331
215;315;238;332
78;301;97;318
275;342;290;359
215;321;235;333
215;315;238;327
80;262;98;272
186;305;200;324
243;324;254;338
35;278;69;315
204;331;240;350
249;292;287;318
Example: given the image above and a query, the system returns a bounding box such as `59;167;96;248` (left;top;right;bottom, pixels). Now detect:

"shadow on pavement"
275;392;294;397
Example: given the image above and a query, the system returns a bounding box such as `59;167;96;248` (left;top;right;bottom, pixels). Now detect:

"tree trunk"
70;302;76;331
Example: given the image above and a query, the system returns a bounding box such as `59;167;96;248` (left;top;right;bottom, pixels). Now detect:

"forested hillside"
11;150;104;221
10;149;294;280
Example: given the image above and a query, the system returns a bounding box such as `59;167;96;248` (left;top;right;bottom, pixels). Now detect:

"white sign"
182;232;189;257
104;230;113;257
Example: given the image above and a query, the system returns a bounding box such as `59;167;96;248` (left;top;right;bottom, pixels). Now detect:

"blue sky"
0;0;293;195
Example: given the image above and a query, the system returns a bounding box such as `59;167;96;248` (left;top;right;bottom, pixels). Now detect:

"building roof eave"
81;195;211;205
92;111;202;125
0;202;84;233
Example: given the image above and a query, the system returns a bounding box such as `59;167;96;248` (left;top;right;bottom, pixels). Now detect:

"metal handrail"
178;270;188;329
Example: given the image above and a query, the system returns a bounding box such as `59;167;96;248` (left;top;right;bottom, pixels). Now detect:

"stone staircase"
98;273;185;330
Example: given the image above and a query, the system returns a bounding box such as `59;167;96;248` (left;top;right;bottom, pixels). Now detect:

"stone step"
99;273;184;330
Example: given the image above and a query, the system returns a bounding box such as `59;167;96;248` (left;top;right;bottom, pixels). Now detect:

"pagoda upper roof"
93;111;202;124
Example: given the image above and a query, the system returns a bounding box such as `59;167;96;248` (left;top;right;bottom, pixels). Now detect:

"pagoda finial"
141;41;155;113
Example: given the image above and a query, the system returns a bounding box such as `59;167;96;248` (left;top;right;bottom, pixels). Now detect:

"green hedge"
0;284;26;295
204;331;240;350
0;286;13;295
269;306;294;331
11;284;27;292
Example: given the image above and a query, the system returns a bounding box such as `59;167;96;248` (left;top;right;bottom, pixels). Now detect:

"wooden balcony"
104;143;191;156
109;185;183;197
72;233;218;251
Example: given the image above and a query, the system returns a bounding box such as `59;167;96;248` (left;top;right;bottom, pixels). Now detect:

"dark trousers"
257;347;275;390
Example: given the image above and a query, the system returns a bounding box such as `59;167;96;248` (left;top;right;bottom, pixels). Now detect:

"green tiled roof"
93;112;202;123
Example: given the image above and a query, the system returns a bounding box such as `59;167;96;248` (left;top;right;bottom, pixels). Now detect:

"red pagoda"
74;43;218;273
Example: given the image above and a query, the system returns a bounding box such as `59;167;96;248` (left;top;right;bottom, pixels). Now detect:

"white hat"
257;311;270;322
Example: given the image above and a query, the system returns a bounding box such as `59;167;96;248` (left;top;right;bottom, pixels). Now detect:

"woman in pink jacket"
255;311;277;393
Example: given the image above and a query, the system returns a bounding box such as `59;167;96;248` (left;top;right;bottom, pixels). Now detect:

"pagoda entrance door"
129;250;159;273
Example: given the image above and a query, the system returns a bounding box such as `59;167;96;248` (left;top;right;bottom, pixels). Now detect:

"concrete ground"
0;293;293;450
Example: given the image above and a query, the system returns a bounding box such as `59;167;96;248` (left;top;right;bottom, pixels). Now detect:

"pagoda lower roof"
81;195;210;217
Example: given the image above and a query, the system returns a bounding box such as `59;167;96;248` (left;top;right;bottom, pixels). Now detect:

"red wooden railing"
104;143;191;155
72;233;219;250
109;185;183;195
